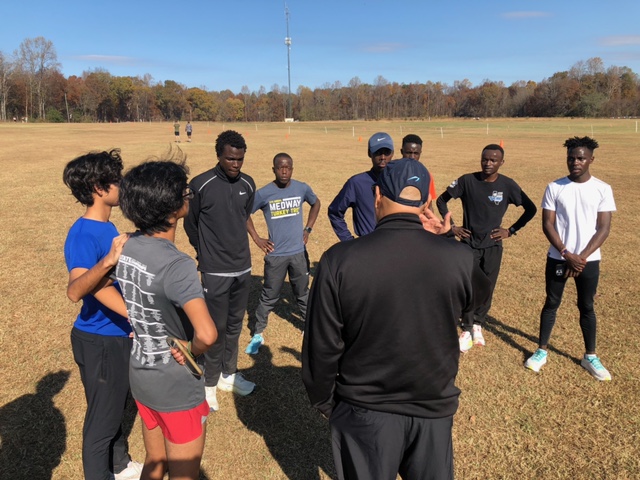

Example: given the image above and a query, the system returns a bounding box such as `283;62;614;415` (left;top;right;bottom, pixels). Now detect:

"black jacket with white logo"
185;163;255;274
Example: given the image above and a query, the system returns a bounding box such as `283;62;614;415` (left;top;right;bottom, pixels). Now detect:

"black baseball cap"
376;158;430;207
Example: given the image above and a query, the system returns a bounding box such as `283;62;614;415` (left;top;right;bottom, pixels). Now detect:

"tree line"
1;37;639;123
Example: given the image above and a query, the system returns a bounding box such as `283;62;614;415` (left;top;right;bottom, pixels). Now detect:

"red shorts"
136;400;209;444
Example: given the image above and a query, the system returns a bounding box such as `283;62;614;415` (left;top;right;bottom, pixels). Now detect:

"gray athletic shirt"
253;180;317;256
115;234;205;412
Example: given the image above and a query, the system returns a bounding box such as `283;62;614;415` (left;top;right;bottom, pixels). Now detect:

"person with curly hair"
63;149;141;480
116;157;217;479
525;136;615;381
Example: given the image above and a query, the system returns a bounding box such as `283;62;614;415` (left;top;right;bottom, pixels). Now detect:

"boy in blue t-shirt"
63;149;141;480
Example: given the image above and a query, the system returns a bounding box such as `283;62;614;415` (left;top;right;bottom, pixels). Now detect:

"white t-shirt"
541;176;616;261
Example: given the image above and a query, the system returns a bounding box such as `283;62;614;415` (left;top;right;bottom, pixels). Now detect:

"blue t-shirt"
253;180;317;257
64;217;131;336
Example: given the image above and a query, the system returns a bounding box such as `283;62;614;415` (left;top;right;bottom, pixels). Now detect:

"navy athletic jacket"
327;169;379;242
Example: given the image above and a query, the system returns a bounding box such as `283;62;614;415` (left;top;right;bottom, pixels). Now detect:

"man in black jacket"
185;130;256;412
302;159;490;480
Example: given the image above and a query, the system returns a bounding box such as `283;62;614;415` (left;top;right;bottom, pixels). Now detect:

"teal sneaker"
525;349;548;372
581;355;612;381
245;334;264;355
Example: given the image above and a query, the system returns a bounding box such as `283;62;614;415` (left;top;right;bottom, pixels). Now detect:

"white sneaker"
524;349;548;373
472;324;485;346
217;372;255;396
114;460;143;480
459;331;473;353
205;386;219;411
581;355;612;381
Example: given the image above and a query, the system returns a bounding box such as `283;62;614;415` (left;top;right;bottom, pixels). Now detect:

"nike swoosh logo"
377;138;385;142
239;191;247;195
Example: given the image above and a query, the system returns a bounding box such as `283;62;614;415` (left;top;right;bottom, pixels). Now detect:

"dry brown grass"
0;119;638;479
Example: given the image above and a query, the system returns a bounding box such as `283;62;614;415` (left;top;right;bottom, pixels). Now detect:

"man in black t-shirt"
437;144;537;352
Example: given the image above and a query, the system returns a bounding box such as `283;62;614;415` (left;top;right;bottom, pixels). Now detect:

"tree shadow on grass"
234;345;335;480
483;316;582;366
0;370;70;480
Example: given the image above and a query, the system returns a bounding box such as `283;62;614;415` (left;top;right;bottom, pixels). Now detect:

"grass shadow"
0;370;70;480
234;346;335;480
483;315;582;366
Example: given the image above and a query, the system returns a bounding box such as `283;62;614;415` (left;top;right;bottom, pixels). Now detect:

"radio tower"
285;4;292;120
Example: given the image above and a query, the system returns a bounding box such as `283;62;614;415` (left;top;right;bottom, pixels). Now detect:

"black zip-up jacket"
184;163;255;274
302;213;491;418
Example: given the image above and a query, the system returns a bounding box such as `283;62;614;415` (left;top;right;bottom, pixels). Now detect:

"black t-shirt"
446;173;526;249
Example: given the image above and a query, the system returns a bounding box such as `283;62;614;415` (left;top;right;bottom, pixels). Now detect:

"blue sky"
2;0;639;93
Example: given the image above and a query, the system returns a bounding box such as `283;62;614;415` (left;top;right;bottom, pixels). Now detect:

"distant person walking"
328;132;393;241
246;152;321;354
186;122;193;142
184;130;257;412
525;136;615;381
174;121;181;142
437;144;537;352
304;158;490;480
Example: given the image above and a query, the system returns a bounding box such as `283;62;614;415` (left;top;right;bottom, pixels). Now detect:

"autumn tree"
0;51;16;121
16;37;60;120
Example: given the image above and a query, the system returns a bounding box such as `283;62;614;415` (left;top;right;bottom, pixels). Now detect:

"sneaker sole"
524;360;547;373
581;361;612;381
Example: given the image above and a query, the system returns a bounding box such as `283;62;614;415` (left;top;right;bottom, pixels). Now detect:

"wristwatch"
508;227;517;237
304;226;313;234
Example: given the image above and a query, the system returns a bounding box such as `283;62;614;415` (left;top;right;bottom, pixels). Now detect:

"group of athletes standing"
63;128;614;480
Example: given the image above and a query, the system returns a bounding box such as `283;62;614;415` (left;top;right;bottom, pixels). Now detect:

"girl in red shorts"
116;157;217;479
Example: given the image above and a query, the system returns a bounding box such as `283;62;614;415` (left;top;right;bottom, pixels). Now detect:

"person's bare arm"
578;211;612;260
180;298;217;357
436;191;470;239
247;217;274;254
542;208;585;277
93;285;128;318
303;198;322;244
67;233;128;302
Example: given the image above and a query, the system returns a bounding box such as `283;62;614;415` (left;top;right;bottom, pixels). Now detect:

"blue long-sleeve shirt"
328;169;379;242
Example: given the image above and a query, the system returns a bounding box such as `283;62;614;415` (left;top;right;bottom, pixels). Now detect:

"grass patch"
0;118;638;479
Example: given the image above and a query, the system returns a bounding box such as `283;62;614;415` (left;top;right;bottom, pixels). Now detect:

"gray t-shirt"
115;234;205;412
253;179;317;256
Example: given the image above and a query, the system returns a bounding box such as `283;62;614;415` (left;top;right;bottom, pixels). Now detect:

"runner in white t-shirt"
525;136;615;381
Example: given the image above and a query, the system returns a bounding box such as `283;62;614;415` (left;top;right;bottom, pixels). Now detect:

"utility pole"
285;4;292;120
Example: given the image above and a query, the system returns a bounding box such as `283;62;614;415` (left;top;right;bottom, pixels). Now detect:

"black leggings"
539;258;600;352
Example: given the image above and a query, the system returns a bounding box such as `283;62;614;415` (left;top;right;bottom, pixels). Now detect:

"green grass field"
0;119;638;479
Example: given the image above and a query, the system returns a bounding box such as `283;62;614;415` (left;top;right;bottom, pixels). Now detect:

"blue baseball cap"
368;132;394;155
376;158;430;207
